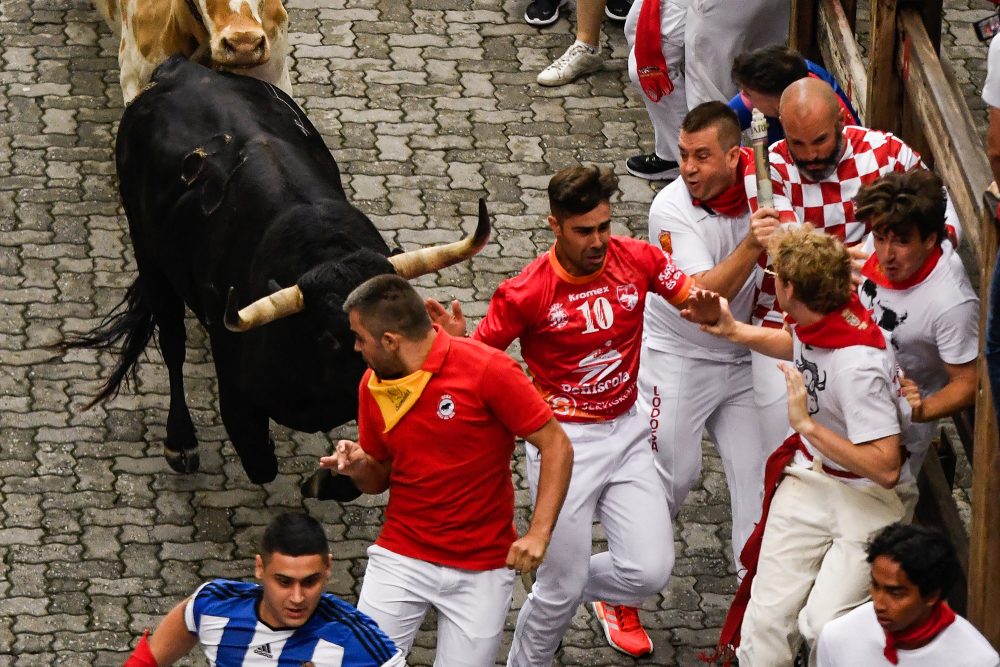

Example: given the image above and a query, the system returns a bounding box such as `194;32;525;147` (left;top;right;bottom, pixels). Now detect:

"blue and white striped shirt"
184;580;403;667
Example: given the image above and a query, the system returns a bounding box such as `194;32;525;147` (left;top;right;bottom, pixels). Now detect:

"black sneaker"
626;153;680;180
525;0;569;26
605;0;633;21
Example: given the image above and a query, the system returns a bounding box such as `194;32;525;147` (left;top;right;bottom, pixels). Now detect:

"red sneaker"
590;601;654;657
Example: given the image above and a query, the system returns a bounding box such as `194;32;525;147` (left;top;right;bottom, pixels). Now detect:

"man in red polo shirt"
322;274;573;667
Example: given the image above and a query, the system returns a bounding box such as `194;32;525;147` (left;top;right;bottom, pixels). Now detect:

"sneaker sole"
626;164;680;181
590;603;654;658
537;62;602;86
524;0;568;26
604;7;629;21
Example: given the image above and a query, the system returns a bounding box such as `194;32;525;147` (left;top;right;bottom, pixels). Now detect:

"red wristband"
124;630;158;667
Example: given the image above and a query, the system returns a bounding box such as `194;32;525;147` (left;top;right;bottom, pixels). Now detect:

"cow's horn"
389;198;491;279
224;285;305;332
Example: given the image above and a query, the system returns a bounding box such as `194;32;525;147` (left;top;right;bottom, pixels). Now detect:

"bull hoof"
164;446;200;474
301;468;362;502
244;455;278;485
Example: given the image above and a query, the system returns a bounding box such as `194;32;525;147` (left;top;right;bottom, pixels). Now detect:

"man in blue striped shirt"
123;513;404;667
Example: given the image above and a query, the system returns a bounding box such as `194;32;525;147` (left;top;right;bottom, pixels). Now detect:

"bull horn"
224;284;304;332
388;198;491;279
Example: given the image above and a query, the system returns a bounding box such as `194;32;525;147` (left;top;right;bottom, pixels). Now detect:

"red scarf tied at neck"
691;148;753;218
792;293;886;350
861;245;942;290
634;0;673;101
883;601;956;664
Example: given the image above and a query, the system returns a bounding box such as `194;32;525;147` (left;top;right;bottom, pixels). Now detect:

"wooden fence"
789;0;1000;644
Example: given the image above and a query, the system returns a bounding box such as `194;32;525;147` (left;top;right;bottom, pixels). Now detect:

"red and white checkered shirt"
744;126;954;327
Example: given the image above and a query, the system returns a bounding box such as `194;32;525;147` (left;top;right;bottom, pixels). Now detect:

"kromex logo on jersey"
573;343;623;385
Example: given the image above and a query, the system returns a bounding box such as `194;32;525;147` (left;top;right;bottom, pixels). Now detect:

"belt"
795;441;908;481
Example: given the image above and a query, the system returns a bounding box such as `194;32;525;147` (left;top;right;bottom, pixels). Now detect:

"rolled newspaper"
749;108;774;209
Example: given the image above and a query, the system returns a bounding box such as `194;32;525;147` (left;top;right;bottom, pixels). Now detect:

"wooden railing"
790;0;1000;645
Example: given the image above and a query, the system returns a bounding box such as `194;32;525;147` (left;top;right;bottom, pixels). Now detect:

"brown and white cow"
94;0;291;103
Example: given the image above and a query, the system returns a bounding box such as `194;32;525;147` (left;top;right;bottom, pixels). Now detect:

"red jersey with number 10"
474;236;693;422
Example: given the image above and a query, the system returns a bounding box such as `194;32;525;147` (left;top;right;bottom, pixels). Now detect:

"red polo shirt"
357;328;553;570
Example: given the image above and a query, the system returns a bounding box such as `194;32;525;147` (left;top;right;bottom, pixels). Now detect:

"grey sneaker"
537;42;603;86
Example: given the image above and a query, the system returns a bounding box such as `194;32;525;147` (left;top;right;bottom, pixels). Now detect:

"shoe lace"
552;44;589;71
612;605;642;633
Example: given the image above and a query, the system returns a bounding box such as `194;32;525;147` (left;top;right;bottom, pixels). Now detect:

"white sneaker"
537;42;602;86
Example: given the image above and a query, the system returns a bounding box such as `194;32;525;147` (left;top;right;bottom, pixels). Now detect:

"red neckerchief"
791;293;886;350
702;433;803;665
691;148;752;218
634;0;673;102
861;245;942;290
883;601;957;664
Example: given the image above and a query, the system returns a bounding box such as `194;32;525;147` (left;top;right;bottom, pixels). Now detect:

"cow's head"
189;0;288;69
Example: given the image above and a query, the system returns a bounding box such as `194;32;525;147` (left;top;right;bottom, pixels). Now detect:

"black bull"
67;56;489;489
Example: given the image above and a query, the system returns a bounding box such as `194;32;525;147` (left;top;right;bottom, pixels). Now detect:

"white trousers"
737;468;909;667
636;348;771;568
624;0;690;162
506;407;674;667
683;0;790;107
358;544;514;667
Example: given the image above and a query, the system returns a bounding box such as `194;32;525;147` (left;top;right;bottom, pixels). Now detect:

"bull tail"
61;277;156;409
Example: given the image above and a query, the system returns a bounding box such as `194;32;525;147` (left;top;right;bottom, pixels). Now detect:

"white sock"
573;39;598;54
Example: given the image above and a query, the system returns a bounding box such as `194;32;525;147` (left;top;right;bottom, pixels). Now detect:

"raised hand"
424;298;467;337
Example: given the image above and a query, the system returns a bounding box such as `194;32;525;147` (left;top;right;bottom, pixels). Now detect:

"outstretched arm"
319;439;390;494
125;598;198;667
681;290;794;360
693;206;778;300
506;418;573;574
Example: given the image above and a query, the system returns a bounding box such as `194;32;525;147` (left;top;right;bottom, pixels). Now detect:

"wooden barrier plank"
789;0;820;63
842;0;857;32
868;0;902;133
896;9;990;267
969;193;1000;646
915;445;969;614
815;0;868;122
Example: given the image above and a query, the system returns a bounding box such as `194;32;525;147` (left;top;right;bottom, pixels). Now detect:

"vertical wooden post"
918;0;944;52
867;0;902;132
842;0;858;32
897;1;941;166
969;193;1000;646
790;0;820;62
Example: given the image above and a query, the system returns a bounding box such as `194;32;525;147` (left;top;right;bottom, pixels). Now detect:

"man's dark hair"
260;513;329;562
342;274;432;341
867;523;961;599
548;164;619;220
681;102;742;151
731;45;809;96
854;170;947;245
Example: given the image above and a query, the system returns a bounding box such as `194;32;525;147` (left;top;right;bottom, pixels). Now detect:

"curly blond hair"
769;225;852;314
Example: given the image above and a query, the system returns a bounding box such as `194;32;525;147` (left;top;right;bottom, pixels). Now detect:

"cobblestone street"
0;0;994;665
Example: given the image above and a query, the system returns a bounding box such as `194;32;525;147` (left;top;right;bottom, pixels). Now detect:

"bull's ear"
267;279;283;292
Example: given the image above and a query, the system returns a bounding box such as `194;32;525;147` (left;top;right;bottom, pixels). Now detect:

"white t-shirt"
789;331;910;487
983;35;1000;108
858;245;979;468
643;176;758;361
817;601;1000;667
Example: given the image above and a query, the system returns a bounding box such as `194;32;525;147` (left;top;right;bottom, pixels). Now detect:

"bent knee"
621;555;674;597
